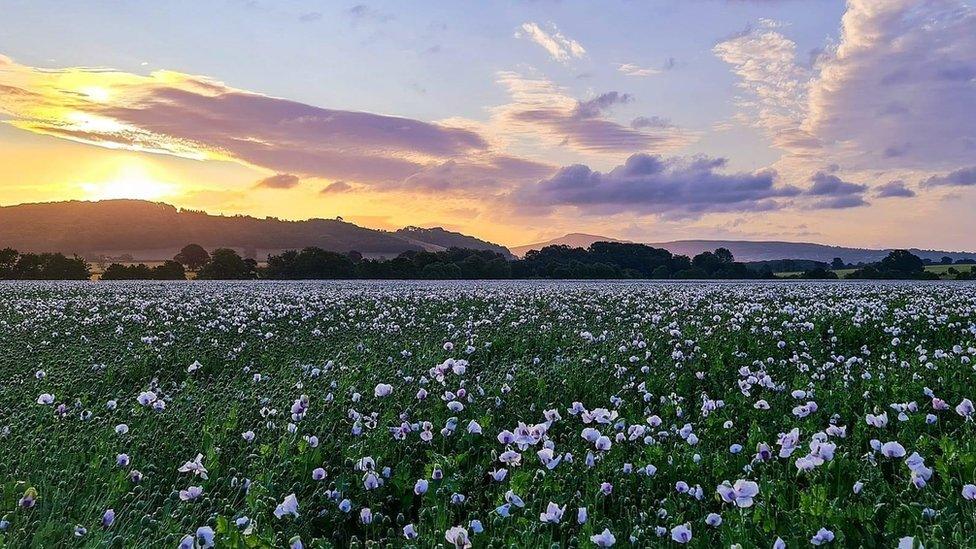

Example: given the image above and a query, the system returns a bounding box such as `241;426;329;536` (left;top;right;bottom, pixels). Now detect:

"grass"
1;280;976;547
776;263;975;278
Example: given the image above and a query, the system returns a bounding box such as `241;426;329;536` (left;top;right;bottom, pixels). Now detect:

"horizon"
2;1;975;250
5;196;976;255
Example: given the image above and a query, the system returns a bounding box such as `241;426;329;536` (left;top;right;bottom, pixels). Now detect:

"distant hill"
396;227;514;259
511;233;628;257
646;240;976;264
0;200;513;260
513;233;976;264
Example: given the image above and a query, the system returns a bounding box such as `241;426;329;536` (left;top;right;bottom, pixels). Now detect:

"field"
775;263;975;279
2;281;976;547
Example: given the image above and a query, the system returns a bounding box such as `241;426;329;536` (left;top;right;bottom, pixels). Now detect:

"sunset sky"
2;0;975;249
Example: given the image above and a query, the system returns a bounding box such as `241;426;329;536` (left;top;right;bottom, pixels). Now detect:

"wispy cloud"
615;63;659;77
0;55;489;187
515;22;586;63
492;71;696;158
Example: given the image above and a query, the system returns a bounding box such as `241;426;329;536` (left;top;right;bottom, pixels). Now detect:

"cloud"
715;1;976;177
616;63;659;77
519;153;800;217
713;24;820;156
492;72;696;156
515;22;586;63
298;12;323;22
874;180;916;198
255;173;301;189
808;195;868;209
804;0;976;170
320;181;352;194
921;166;976;188
804;172;868;209
346;4;393;24
0;55;488;187
395;154;555;195
806;172;866;196
631;116;673;129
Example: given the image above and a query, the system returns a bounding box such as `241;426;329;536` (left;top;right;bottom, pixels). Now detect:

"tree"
0;248;18;279
152;260;187;280
830;257;845;270
941;256;954;265
196;248;257;280
714;248;734;264
879;249;924;275
174;244;210;271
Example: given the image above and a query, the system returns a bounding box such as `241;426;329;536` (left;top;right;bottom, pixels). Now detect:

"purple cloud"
922;166;976;188
321;181;352;194
255;173;301;189
397;155;555;195
874;180;916;198
520;153;799;216
806;172;867;196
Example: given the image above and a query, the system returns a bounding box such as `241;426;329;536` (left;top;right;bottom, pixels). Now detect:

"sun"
80;162;177;201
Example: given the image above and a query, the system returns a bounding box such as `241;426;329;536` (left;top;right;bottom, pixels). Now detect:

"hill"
513;233;976;264
395;227;514;259
0;200;513;260
510;233;628;257
646;240;976;264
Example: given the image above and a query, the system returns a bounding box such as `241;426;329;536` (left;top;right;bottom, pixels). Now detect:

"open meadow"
2;280;976;547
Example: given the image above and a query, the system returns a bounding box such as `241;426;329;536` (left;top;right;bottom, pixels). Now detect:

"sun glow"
80;163;177;201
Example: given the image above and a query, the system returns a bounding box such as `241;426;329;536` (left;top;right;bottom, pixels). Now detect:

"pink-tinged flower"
880;441;907;458
445;526;471;548
671;523;692;544
591;528;616;546
274;493;299;519
716;479;760;508
136;391;157;406
539;501;565;523
179;486;203;501
178;454;209;479
374;383;393;397
360;507;373;524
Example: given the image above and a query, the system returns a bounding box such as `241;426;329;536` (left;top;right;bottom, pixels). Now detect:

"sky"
1;0;975;250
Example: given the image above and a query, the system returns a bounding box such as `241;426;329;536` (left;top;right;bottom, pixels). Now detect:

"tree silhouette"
174;244;210;271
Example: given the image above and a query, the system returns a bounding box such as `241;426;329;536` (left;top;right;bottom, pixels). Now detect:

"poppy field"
2;280;976;548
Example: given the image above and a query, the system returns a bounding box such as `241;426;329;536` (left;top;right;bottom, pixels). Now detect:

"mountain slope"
0;200;510;260
395;227;514;259
646;239;976;264
513;233;976;263
511;233;628;257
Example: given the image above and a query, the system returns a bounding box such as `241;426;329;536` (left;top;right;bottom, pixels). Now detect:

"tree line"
198;242;773;280
1;243;973;281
